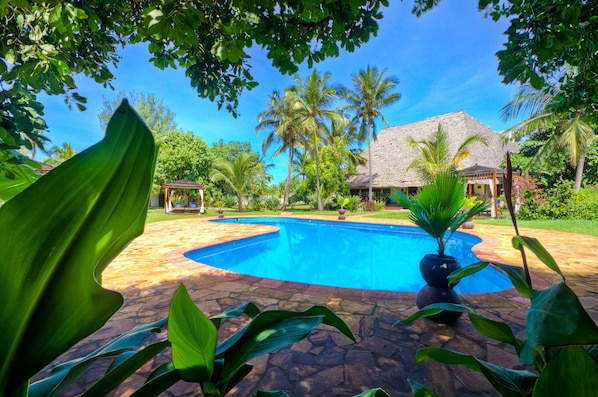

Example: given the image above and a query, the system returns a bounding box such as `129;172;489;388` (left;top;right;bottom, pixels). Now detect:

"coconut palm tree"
288;70;344;211
257;90;301;211
209;153;265;212
343;66;401;201
407;124;488;182
44;142;78;166
501;84;596;191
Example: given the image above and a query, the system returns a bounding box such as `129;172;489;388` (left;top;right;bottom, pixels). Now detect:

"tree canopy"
1;0;388;155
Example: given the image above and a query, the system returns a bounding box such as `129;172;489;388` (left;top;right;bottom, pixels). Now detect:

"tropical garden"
1;0;598;396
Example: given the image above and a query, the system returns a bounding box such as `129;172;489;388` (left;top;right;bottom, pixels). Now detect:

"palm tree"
407;124;488;182
501;84;596;191
45;142;78;166
288;70;344;211
343;66;401;201
257;90;300;211
209;153;265;212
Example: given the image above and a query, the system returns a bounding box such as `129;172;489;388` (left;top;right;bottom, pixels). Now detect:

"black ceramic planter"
417;253;463;323
419;254;462;289
416;285;463;323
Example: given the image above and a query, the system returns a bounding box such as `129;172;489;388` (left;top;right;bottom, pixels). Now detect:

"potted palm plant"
390;171;488;323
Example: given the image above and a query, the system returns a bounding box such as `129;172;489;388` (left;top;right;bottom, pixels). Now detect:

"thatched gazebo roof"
348;111;519;189
164;179;202;189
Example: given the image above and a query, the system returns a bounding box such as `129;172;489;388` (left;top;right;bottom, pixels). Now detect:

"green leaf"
512;236;564;281
0;100;157;396
210;302;261;329
408;379;438;397
396;303;522;352
354;387;393;397
169;284;217;382
417;348;537;396
492;263;533;298
80;341;170;397
216;305;354;382
447;261;489;283
528;283;598;348
29;318;167;397
256;390;292;397
130;363;181;397
533;346;598;396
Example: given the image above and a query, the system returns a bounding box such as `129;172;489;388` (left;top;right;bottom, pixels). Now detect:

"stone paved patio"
42;215;598;396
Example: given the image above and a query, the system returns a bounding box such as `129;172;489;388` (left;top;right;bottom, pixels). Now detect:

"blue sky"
38;1;521;183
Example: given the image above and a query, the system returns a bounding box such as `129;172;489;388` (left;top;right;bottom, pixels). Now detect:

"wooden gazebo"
460;165;516;218
163;179;205;214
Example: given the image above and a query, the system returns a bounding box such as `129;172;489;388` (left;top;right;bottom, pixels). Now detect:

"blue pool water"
184;217;512;293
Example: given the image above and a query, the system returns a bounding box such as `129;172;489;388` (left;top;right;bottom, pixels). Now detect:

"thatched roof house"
348;111;519;197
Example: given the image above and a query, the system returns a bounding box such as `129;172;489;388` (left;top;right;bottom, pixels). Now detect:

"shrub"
250;196;265;211
223;194;236;208
361;199;377;212
347;195;362;211
264;197;280;211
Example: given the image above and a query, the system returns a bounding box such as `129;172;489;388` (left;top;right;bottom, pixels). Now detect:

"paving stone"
39;216;598;396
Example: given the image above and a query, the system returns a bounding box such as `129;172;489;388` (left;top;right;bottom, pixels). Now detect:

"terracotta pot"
419;254;462;289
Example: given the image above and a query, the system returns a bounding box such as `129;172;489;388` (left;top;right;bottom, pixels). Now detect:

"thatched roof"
164;179;202;189
348;111;519;188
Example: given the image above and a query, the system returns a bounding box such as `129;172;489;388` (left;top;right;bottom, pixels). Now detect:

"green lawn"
146;207;598;237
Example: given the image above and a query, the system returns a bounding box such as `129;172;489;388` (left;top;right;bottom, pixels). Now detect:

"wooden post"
492;170;498;218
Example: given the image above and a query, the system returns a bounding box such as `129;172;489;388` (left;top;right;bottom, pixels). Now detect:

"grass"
146;207;598;237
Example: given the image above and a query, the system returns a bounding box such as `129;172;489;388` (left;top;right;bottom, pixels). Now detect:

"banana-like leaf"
354;388;393;397
169;284;217;382
256;390;291;397
217;305;355;382
533;346;598;396
130;363;181;397
80;340;170;397
0;100;157;395
447;261;490;282
416;348;537;397
527;283;598;348
210;302;261;330
29;318;166;397
512;236;564;281
396;303;523;352
407;379;439;397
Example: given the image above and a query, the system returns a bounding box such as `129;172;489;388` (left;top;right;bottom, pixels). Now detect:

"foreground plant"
0;101;359;396
31;284;356;397
396;154;598;396
0;100;157;397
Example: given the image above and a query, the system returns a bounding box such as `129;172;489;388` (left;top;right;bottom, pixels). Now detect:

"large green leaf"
512;236;564;281
527;283;598;348
533;346;598;396
169;284;217;382
416;348;537;397
0;100;157;395
407;379;439;397
396;303;522;352
353;388;393;397
129;363;181;397
217;305;355;382
29;318;167;397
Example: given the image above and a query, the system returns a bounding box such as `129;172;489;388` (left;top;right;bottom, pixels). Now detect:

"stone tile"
40;216;598;396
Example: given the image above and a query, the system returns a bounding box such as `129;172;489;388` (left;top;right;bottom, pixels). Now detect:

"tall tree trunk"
315;144;323;211
282;141;294;211
367;117;373;201
574;147;587;191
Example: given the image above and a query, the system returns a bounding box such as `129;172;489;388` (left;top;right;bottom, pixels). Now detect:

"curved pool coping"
163;215;550;300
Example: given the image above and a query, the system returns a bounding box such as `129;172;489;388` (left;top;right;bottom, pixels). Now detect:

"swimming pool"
184;217;512;293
